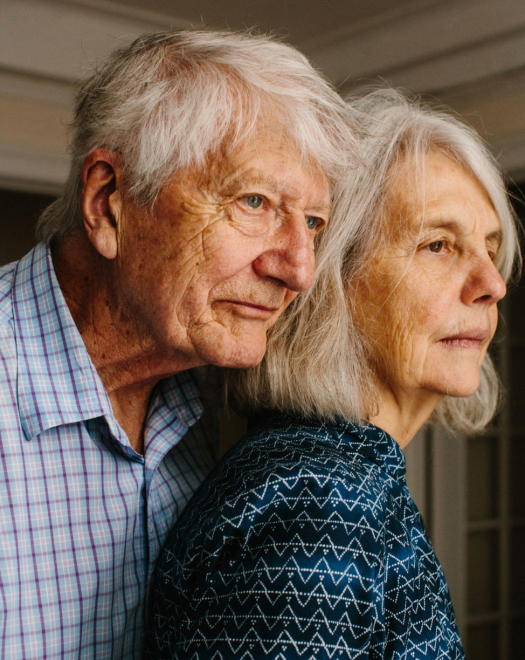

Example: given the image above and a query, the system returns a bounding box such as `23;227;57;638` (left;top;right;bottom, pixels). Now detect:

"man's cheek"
227;204;274;237
200;235;257;280
282;289;299;309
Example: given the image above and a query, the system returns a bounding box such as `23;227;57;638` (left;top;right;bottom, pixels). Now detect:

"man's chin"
214;351;266;370
200;340;267;370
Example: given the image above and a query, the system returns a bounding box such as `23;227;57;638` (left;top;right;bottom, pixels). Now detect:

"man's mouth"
234;301;280;311
219;300;282;318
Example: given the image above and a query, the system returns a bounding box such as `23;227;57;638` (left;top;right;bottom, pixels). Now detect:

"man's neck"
51;234;194;454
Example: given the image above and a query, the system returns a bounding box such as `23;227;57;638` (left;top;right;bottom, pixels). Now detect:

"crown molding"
492;134;525;182
0;143;69;195
429;64;525;110
307;0;525;94
0;69;73;107
300;0;447;54
380;28;525;95
0;0;191;84
59;0;194;30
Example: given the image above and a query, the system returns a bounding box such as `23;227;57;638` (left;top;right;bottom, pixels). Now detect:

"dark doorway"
0;188;56;266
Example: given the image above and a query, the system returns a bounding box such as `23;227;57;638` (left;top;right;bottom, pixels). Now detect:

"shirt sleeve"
150;464;388;660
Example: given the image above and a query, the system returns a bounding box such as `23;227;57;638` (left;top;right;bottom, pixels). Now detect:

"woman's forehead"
385;151;500;233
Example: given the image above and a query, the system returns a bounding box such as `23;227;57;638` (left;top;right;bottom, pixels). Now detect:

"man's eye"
306;216;321;230
428;241;445;253
243;196;263;209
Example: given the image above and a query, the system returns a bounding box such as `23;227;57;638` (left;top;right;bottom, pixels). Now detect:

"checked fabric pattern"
0;244;214;658
147;417;465;659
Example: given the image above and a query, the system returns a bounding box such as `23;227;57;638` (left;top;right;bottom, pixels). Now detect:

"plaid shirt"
0;243;216;659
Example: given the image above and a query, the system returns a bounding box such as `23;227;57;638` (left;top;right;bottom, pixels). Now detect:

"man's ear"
82;149;123;260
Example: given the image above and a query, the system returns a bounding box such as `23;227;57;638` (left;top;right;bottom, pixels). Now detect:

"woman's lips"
439;330;490;349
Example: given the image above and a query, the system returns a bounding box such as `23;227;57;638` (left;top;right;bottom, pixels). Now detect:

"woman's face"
354;152;506;405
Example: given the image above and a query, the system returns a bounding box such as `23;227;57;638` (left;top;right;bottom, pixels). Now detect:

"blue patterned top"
147;416;465;659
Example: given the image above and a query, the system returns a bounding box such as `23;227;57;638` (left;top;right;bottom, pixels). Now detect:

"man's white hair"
37;30;358;242
224;88;521;433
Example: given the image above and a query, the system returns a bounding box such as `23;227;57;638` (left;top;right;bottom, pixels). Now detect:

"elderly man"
0;30;356;659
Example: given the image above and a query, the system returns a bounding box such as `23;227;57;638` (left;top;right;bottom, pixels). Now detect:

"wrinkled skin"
114;131;329;370
354;152;506;446
54;126;329;451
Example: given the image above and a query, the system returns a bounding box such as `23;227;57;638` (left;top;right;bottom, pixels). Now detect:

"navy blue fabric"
147;416;465;659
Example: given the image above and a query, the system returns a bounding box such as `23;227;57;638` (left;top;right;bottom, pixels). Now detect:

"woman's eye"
428;241;445;253
243;196;263;209
306;216;320;230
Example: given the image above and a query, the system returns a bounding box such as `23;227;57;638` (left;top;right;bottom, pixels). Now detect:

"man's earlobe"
82;150;122;260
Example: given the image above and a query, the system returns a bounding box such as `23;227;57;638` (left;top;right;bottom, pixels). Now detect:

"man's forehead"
170;124;328;202
226;167;328;200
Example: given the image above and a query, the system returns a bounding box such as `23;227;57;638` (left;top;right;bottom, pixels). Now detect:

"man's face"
115;128;330;371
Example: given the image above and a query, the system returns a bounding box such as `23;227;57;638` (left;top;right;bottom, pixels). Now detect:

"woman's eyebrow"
423;219;462;233
486;230;503;247
423;219;502;244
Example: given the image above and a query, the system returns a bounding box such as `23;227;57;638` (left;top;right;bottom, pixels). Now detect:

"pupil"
247;196;262;208
306;217;317;230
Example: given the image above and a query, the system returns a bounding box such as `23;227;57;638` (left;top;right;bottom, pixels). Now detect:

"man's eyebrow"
306;201;331;213
227;171;330;212
228;171;282;194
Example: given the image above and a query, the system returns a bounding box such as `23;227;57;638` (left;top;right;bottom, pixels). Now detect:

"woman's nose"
465;254;507;306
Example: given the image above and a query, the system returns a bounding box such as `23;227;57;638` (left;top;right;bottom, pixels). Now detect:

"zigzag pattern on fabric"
147;417;464;660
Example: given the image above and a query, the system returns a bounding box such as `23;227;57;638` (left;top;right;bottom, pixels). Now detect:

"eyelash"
237;196;325;232
306;216;323;231
427;240;446;253
423;239;498;261
238;195;266;210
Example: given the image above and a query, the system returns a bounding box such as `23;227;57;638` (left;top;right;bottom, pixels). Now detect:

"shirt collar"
13;243;112;440
13;243;203;447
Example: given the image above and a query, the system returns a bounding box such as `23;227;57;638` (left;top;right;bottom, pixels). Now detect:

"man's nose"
253;213;316;292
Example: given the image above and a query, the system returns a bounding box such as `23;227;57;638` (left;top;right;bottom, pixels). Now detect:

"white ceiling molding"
0;143;70;196
61;0;195;30
1;0;525;188
435;64;525;111
0;0;189;83
0;69;73;107
0;0;190;194
300;0;448;54
492;134;525;181
309;0;525;92
382;28;525;94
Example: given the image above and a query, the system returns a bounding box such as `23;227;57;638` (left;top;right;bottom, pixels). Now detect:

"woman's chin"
434;375;480;399
420;352;482;398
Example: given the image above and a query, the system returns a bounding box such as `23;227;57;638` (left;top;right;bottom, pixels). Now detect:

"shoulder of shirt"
177;418;393;541
0;260;17;327
235;420;390;500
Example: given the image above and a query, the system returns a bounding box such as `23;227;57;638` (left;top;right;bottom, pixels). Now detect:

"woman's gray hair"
224;88;521;434
37;30;358;243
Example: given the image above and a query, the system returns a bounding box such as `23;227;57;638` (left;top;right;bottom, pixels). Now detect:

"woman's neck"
367;385;443;449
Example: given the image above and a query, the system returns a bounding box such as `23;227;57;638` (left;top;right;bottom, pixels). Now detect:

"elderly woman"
146;90;520;659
